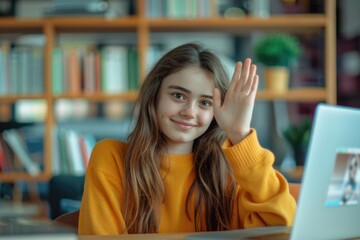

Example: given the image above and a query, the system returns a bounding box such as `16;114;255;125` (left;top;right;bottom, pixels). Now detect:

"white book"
101;45;128;93
65;129;85;175
51;126;61;175
2;129;41;176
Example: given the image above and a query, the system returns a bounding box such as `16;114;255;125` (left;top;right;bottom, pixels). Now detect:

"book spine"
2;129;41;176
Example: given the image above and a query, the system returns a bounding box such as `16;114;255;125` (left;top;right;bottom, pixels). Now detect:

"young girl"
78;42;296;235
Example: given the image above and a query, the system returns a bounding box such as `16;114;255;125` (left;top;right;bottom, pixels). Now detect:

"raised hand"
213;58;259;145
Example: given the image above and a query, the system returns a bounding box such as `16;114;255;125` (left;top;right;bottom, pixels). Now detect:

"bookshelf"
0;0;336;185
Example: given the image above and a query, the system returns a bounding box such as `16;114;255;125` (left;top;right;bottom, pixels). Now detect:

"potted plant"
254;33;301;92
283;118;311;166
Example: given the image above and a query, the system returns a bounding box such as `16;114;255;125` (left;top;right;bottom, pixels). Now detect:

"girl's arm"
215;59;296;227
78;140;127;235
222;130;297;228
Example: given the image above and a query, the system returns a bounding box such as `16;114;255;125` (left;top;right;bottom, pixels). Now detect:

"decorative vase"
263;67;289;92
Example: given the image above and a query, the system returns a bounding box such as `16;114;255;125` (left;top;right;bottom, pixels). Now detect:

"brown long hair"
123;42;236;233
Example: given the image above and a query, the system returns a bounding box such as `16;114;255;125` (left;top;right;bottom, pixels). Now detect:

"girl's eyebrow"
168;85;213;99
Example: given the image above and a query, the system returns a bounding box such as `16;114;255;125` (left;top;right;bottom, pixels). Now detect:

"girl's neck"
162;141;193;155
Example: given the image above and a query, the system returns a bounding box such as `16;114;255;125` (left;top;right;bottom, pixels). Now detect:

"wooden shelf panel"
0;173;51;182
0;17;139;32
52;91;138;101
0;14;327;32
148;15;327;32
0;18;44;28
256;88;326;102
49;16;139;32
0;18;44;33
0;95;46;103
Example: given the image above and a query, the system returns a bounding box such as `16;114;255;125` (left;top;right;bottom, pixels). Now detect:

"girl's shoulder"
94;138;128;150
89;139;129;170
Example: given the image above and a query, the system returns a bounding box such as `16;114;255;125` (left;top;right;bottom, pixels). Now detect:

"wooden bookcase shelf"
147;15;328;31
0;95;46;103
256;88;327;102
52;92;138;101
0;0;336;186
0;173;51;182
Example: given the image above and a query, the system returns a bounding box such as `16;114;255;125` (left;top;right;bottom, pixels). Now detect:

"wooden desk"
0;201;40;218
79;233;188;240
78;226;292;240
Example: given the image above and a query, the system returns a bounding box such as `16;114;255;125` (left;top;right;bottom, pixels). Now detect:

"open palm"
213;58;259;144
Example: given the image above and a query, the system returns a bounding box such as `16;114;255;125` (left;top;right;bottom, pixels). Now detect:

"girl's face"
156;65;215;154
349;155;358;181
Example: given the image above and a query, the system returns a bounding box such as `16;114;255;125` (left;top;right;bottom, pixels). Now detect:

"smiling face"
349;155;359;182
156;65;215;154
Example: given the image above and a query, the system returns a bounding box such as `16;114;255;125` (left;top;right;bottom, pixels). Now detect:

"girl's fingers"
251;74;259;94
229;62;242;92
229;58;258;96
238;58;252;90
243;64;257;94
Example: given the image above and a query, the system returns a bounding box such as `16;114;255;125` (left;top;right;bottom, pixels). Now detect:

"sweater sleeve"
222;129;297;229
78;139;127;235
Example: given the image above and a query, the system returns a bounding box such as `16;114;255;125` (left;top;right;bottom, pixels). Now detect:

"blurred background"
0;0;358;221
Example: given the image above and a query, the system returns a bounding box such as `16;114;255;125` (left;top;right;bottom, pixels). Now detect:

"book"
67;49;81;94
128;47;139;91
101;45;129;93
0;135;14;172
54;127;96;175
2;129;41;176
64;129;85;175
31;47;44;94
0;136;13;173
52;47;64;94
0;43;9;96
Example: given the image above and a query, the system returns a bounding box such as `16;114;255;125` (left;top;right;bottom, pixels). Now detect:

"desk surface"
79;233;187;240
0;201;39;218
78;226;292;240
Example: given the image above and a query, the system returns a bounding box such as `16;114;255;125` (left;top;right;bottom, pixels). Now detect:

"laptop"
188;104;360;240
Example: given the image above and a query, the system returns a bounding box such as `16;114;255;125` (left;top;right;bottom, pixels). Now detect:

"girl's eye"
171;92;185;100
200;100;212;107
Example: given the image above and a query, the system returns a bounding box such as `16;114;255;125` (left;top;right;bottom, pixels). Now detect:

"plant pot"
294;147;307;166
263;67;289;92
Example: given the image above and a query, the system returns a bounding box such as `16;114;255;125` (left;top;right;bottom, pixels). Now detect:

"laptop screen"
326;150;360;206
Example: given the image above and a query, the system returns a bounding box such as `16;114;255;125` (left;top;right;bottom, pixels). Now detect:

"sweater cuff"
222;128;273;171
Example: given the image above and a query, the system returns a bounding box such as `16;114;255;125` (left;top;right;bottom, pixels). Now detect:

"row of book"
0;125;96;176
0;44;44;96
146;0;224;18
145;0;316;19
52;127;96;176
52;45;139;95
0;43;140;96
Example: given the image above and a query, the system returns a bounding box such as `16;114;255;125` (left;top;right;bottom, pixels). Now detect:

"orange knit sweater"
78;129;296;235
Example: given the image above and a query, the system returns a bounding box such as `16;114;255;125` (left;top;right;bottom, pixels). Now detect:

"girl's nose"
180;102;196;119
